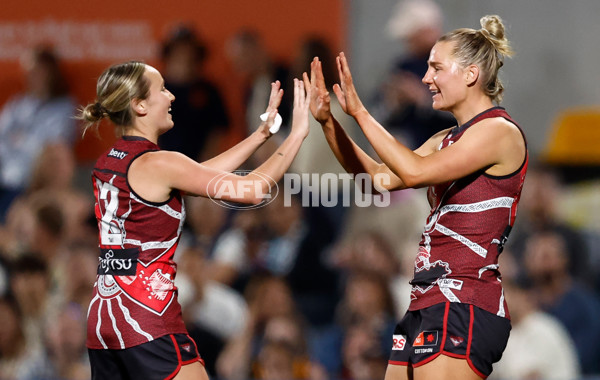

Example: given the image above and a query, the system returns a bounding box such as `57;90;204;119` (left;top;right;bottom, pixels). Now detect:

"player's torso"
87;136;187;349
411;107;528;318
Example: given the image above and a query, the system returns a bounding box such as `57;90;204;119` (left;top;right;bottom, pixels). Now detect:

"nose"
422;68;433;85
168;90;175;102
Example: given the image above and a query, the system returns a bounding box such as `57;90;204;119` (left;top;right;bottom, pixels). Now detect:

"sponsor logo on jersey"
413;331;438;347
98;248;138;275
108;148;128;159
392;335;407;351
438;278;463;290
450;335;464;347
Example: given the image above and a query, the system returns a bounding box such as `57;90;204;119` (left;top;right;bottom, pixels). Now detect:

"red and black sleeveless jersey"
409;107;528;319
87;136;187;349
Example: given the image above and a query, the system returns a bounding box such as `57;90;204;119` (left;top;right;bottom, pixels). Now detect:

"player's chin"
431;101;448;112
159;122;174;135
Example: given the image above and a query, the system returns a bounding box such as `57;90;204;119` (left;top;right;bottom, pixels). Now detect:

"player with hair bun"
305;15;527;380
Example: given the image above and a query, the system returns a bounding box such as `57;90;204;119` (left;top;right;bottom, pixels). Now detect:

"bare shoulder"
128;150;191;202
470;117;523;140
130;150;187;172
468;117;526;175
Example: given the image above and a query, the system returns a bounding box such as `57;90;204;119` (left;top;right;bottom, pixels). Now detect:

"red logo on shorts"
413;331;438;346
181;343;191;352
392;335;407;350
450;335;464;347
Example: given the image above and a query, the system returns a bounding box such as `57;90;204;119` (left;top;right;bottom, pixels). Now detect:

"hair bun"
80;102;105;123
480;15;505;40
479;15;513;57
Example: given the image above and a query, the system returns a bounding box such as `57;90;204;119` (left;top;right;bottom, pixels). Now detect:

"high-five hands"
290;77;311;139
258;80;284;137
302;53;368;123
302;57;332;124
333;52;367;118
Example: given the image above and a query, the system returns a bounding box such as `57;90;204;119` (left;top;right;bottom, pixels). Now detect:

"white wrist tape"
260;112;282;134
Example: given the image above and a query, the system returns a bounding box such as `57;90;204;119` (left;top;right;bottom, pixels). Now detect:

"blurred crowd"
1;1;600;379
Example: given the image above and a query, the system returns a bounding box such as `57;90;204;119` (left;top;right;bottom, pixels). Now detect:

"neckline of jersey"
453;106;505;134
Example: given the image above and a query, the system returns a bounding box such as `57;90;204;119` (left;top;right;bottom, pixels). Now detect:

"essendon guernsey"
409;107;528;318
87;136;187;349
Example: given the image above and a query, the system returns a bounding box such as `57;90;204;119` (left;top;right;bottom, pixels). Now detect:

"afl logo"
207;170;279;210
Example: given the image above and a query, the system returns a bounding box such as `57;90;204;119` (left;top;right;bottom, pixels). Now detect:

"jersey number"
98;179;123;245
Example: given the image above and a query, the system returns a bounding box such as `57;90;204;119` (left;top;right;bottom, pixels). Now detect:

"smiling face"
422;41;469;112
139;65;175;134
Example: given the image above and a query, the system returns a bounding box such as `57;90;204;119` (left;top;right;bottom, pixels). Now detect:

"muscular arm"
333;53;524;188
200;128;268;172
355;110;525;187
304;58;446;192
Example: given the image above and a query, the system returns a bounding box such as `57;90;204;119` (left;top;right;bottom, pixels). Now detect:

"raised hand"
302;57;332;124
333;52;367;117
258;80;284;137
290;77;311;139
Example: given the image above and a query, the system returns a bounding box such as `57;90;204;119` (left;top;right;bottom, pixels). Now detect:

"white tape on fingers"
260;112;282;134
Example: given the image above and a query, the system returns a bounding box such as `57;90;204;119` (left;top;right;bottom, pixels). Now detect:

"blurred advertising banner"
0;0;344;163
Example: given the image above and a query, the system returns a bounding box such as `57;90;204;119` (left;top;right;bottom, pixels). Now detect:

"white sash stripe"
117;296;153;342
96;300;108;349
478;264;500;279
498;288;506;317
130;192;182;219
435;224;488;258
439;197;514;216
87;294;99;319
440;286;460;303
106;300;125;349
123;236;177;251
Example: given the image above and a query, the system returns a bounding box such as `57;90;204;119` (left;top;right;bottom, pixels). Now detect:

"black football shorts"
89;333;204;380
388;302;511;378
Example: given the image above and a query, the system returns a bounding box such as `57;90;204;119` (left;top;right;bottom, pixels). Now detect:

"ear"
131;98;147;116
465;64;479;86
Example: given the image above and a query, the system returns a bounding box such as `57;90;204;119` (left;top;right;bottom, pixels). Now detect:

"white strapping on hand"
260;112;282;134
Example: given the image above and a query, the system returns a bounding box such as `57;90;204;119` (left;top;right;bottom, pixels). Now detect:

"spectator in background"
210;193;340;328
44;302;90;380
254;315;327;380
254;340;302;380
209;207;268;293
523;228;600;375
508;162;593;287
336;271;396;354
176;245;249;377
181;195;231;256
216;275;299;380
340;322;389;380
226;29;292;136
9;254;52;354
0;295;53;379
372;0;455;148
262;194;340;327
329;230;412;319
0;45;76;222
8;142;93;247
159;25;230;161
490;277;580;380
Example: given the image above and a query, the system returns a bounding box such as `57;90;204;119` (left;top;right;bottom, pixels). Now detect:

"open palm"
333;52;367;117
